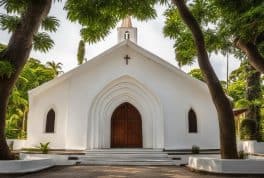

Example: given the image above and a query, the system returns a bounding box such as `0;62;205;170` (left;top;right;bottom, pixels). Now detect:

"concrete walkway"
1;166;263;178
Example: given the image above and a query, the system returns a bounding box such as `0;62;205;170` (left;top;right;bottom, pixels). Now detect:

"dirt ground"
1;165;264;178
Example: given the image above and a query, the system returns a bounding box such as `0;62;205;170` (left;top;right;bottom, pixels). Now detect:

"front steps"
78;149;178;165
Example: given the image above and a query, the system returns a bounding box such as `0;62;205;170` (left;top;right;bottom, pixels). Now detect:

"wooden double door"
111;102;142;148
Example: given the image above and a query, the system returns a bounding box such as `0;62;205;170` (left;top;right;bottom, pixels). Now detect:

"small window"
124;31;130;40
45;109;55;133
188;109;197;133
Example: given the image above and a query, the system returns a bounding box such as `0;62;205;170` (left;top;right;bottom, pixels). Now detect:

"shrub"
191;145;200;154
258;114;264;142
238;150;248;159
240;119;257;140
38;142;50;154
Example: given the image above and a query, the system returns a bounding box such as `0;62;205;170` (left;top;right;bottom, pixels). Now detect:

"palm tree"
46;61;63;76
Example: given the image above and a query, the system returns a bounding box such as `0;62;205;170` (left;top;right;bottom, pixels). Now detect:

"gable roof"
29;40;208;96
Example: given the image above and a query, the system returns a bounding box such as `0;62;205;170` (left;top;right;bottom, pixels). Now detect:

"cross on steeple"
124;55;131;65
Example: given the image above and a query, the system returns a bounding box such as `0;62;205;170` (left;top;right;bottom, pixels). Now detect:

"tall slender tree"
77;40;85;65
171;0;238;158
0;0;54;160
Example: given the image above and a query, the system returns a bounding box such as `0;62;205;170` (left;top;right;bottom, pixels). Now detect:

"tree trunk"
235;39;264;73
0;0;52;160
245;62;262;140
172;0;238;159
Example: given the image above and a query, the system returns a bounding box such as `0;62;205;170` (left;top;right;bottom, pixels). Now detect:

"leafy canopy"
0;0;60;53
6;57;60;139
65;0;167;43
163;0;264;67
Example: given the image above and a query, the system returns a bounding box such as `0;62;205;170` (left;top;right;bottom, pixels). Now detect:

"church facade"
26;18;220;150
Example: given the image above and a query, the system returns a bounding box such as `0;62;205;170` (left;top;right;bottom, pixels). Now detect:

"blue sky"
0;1;240;80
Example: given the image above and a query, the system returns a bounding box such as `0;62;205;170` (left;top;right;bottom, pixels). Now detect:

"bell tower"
117;16;137;43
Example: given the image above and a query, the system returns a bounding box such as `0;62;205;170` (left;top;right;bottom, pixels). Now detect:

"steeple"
117;16;137;43
121;16;132;28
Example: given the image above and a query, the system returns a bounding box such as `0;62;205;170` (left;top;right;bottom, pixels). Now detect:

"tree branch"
235;39;264;73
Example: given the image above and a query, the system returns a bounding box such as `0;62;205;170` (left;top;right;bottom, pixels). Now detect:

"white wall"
27;42;219;150
27;81;69;149
241;141;264;154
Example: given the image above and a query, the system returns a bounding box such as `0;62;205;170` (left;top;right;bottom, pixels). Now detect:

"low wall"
0;156;55;174
188;156;264;174
7;139;26;150
20;153;76;166
241;141;264;154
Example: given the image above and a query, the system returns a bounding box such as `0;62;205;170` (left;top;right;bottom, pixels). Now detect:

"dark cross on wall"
124;55;131;65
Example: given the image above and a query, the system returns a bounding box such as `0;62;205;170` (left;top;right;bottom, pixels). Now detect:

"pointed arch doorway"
111;102;143;148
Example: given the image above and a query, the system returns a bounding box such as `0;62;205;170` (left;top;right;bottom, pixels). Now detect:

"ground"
1;166;263;178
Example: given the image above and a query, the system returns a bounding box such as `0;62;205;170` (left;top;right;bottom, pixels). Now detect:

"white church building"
26;17;220;151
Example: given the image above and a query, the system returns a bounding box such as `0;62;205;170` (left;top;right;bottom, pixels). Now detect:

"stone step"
81;149;180;165
79;157;172;161
85;149;163;154
78;159;177;166
84;154;168;158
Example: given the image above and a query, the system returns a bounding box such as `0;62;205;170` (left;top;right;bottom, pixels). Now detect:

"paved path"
1;166;263;178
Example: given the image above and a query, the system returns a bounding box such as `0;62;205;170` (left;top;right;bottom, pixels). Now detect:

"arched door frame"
87;75;164;149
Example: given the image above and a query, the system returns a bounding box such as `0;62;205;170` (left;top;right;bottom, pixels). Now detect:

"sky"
0;1;240;81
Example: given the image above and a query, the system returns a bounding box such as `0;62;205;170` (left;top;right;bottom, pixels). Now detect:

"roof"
29;40;208;96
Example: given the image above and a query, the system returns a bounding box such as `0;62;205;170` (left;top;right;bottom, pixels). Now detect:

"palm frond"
0;14;20;33
0;0;27;14
33;32;54;53
41;16;60;32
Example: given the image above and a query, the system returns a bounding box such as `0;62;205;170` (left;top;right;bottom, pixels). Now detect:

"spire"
117;16;137;43
121;16;132;28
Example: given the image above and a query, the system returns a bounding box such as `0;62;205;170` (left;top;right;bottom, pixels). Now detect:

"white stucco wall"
27;81;69;149
27;41;219;150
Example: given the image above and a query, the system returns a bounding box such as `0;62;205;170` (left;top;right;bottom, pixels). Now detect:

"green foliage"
77;40;85;65
41;16;60;33
5;58;58;139
228;61;263;109
163;7;196;66
0;14;20;33
33;32;54;53
211;0;264;43
46;61;63;76
163;0;264;68
0;43;6;52
0;60;14;78
191;145;200;154
258;110;264;141
240;119;257;140
0;0;28;14
235;99;250;109
188;68;205;82
0;1;59;53
38;142;50;154
65;0;161;43
238;150;248;159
